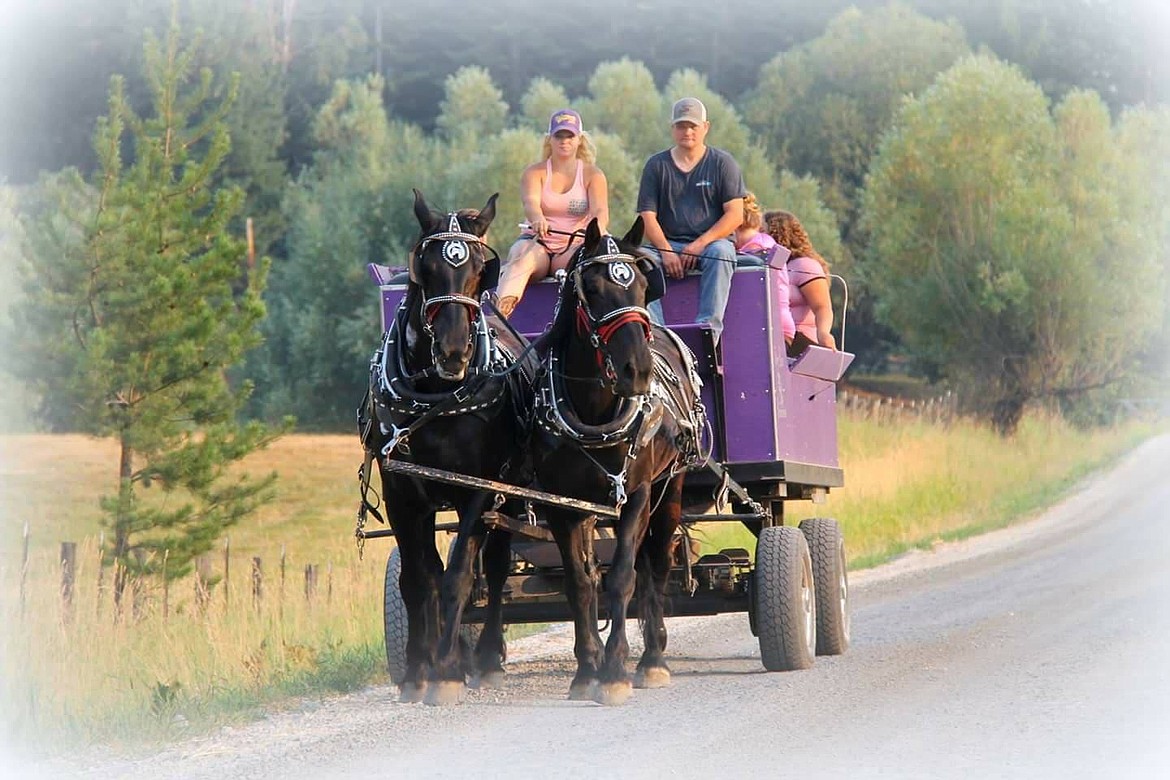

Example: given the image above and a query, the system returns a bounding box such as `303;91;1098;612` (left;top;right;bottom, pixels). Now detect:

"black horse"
532;217;706;704
359;190;536;704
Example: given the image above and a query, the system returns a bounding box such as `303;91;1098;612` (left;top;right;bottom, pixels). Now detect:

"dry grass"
695;410;1159;566
1;434;393;749
0;415;1160;749
1;434;368;561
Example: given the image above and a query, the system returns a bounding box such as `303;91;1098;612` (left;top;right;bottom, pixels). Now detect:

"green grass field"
0;410;1161;750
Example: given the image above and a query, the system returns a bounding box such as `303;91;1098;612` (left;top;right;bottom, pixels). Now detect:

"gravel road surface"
11;435;1170;779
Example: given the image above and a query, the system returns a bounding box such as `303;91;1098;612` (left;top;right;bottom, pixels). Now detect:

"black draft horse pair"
533;217;706;705
360;190;535;705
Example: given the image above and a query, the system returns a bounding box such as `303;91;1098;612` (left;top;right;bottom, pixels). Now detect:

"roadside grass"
692;410;1160;567
0;411;1161;750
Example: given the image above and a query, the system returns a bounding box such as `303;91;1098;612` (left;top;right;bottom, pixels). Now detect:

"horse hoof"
592;681;633;706
634;667;671;689
568;680;597;701
425;680;467;706
474;670;506;690
399;682;428;703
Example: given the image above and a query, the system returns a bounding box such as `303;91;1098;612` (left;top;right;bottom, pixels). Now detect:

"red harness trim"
425;301;478;324
596;310;652;344
576;306;653;368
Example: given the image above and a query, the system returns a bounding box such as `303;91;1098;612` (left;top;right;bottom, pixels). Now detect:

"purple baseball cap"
548;109;583;136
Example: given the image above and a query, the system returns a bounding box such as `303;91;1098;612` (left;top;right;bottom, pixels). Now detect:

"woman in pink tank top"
495;108;609;317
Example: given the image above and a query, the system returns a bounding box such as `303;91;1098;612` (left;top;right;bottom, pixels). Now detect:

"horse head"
567;216;663;397
410;188;499;381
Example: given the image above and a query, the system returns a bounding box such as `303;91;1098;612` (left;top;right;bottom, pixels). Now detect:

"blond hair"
740;192;763;231
763;209;828;272
540;130;597;165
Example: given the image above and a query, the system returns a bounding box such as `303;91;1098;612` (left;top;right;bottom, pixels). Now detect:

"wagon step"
694;457;772;522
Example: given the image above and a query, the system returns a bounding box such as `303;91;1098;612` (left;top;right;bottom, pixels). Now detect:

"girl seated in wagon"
740;205;837;358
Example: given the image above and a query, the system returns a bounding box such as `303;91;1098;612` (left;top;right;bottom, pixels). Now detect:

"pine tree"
11;19;289;607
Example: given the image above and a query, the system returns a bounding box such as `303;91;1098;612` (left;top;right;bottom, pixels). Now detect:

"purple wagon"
366;262;854;672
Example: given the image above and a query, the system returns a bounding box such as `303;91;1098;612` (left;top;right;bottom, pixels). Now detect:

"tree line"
1;2;1166;576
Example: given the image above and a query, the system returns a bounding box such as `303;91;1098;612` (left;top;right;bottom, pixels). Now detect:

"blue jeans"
645;238;736;341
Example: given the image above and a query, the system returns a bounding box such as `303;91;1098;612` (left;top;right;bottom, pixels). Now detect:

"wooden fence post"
195;555;212;614
95;531;105;618
223;537;231;610
60;541;77;619
162;549;170;623
132;549;146;621
252;556;263;611
304;564;318;603
279;544;287;619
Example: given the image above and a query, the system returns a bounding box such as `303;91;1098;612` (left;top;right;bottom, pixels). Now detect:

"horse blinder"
637;256;665;304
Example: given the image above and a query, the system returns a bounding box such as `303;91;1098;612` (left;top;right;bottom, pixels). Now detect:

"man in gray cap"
636;96;745;341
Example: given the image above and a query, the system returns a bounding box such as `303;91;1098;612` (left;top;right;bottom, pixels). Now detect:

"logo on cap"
549;109;583;135
672;97;708;125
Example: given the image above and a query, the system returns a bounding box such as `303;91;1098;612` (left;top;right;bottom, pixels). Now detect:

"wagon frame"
362;262;853;675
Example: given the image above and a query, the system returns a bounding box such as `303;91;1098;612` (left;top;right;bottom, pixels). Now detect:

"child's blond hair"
740;191;763;231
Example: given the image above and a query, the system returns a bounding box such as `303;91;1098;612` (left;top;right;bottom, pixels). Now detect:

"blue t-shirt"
636;146;746;242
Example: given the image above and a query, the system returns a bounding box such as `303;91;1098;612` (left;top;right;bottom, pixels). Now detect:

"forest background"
1;0;1168;433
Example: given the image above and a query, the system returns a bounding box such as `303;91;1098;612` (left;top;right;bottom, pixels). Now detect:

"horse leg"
474;527;512;688
390;503;442;703
636;473;684;689
595;484;652;706
428;491;490;705
549;511;604;700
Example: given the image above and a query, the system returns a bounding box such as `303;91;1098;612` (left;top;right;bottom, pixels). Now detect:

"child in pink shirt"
736;193;796;342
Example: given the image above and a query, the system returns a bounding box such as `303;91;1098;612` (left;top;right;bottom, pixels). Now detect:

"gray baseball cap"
671;97;708;125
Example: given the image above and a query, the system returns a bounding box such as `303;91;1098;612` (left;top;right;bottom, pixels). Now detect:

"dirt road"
21;435;1170;779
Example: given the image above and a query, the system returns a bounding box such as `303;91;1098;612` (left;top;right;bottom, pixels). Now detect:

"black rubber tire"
383;548;408;685
753;526;816;671
799;517;851;656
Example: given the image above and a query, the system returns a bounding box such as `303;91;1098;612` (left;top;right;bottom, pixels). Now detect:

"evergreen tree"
9;20;288;605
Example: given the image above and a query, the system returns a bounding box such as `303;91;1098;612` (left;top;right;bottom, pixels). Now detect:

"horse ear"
470;193;498;236
584;218;602;253
622;215;645;250
412;189;438;232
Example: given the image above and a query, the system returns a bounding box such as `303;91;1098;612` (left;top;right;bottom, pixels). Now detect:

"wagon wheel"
753;525;816;672
799;517;850;655
385;546;488;684
383;547;408;685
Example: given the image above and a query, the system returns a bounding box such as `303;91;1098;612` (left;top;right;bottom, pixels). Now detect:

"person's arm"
679;198;743;269
640;210;683;279
800;276;837;350
680;153;746;266
636;156;683;278
587;166;609;235
519;164;547;237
